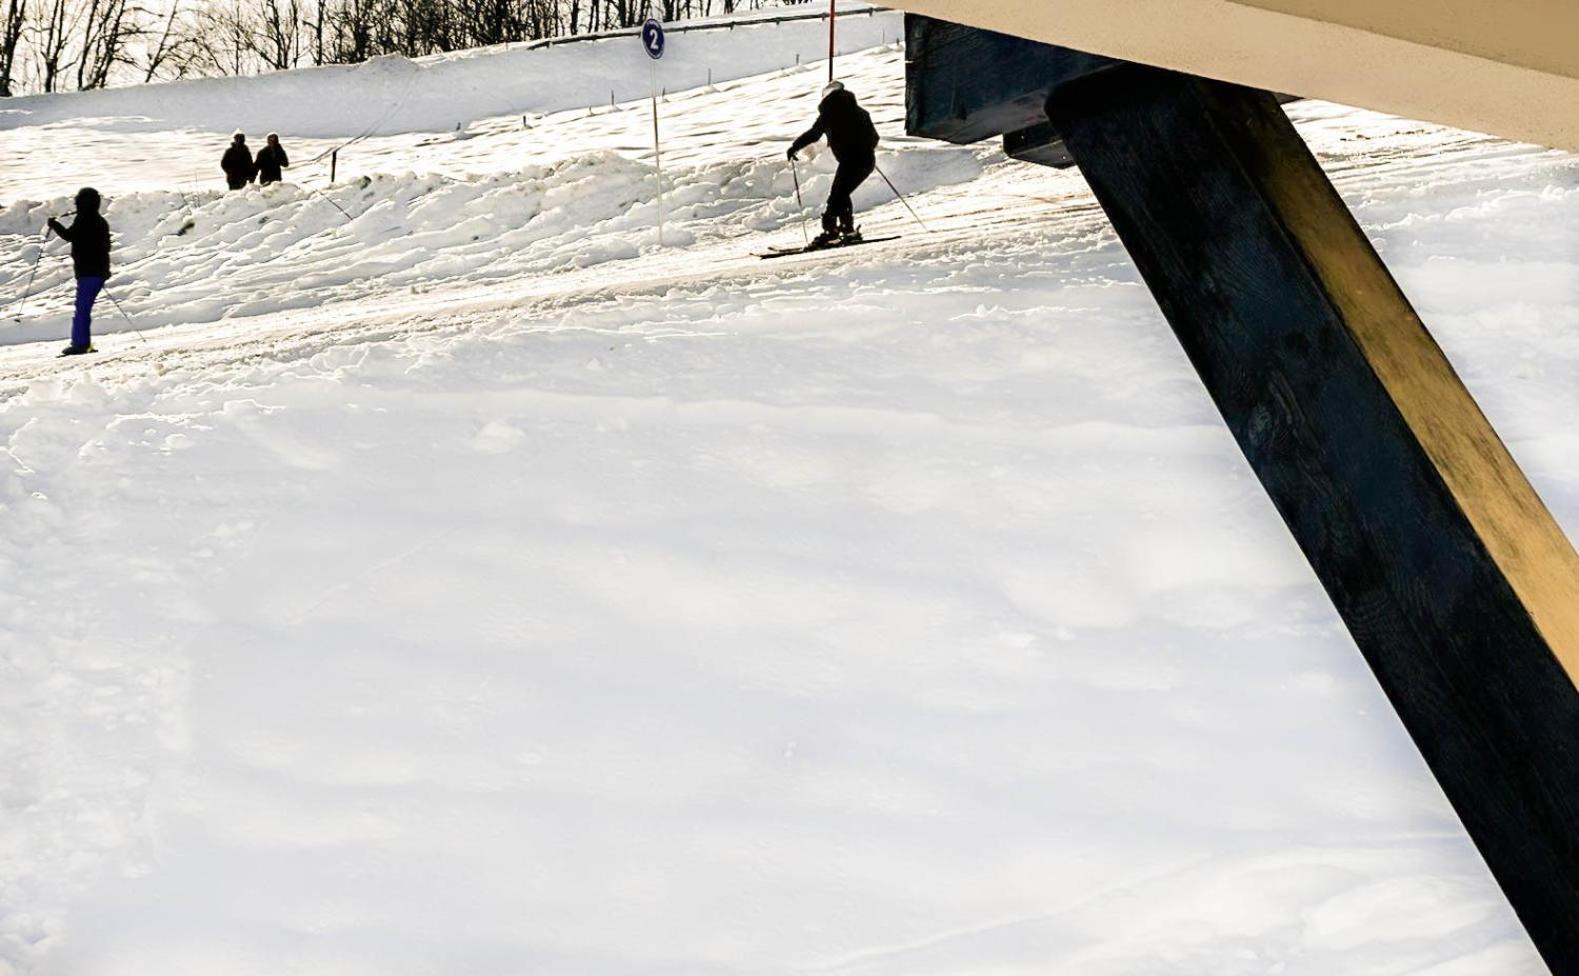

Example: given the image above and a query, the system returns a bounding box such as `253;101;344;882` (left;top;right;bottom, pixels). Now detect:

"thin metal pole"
874;163;929;232
790;158;810;246
828;0;836;81
10;226;52;324
309;185;354;221
650;60;665;247
103;289;150;345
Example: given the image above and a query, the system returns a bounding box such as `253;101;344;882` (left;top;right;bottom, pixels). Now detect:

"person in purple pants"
47;187;111;356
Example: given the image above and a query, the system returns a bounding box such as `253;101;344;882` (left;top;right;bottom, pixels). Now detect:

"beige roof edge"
887;0;1579;154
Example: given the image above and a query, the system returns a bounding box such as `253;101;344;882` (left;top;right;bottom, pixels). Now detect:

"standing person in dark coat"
221;131;255;190
787;80;880;247
46;187;111;356
255;132;289;186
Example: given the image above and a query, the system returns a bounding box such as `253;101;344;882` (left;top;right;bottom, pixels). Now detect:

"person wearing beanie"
221;131;256;190
786;80;880;247
46;187;111;356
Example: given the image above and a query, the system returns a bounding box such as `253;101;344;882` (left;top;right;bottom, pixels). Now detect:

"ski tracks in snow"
0;33;1576;976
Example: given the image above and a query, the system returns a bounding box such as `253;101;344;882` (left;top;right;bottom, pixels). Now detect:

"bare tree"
324;0;373;63
75;0;136;90
138;0;190;82
0;0;26;95
30;0;76;92
0;0;798;92
252;0;305;69
182;0;255;75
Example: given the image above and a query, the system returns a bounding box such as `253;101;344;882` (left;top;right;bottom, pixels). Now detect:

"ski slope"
3;15;1579;976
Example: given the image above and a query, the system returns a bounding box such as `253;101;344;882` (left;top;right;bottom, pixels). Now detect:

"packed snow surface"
0;4;892;138
2;16;1577;976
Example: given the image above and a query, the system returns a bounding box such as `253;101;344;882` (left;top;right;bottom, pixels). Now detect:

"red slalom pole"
828;0;836;81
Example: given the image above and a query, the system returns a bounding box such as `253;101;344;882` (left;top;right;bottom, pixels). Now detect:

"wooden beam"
888;0;1579;154
905;16;1295;171
1043;65;1579;975
904;14;1114;146
1003;122;1076;169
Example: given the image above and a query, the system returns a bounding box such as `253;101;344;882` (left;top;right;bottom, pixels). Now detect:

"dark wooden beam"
905;14;1296;170
1003;122;1076;169
904;13;1115;145
1042;65;1579;975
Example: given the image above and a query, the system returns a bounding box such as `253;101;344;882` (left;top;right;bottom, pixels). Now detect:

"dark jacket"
256;143;289;185
48;210;111;280
222;142;255;187
790;89;879;164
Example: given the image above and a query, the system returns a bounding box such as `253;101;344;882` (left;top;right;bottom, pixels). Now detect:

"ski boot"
806;214;841;251
839;218;863;245
59;344;95;357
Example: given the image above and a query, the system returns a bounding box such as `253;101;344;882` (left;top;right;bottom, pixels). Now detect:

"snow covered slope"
2;18;1578;976
0;5;893;137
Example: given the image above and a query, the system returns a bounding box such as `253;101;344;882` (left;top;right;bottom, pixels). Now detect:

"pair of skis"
762;159;905;260
755;233;900;260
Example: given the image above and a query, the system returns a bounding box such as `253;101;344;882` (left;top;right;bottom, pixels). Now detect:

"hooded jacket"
222;139;256;185
48;195;111;280
790;88;879;164
256;142;289;185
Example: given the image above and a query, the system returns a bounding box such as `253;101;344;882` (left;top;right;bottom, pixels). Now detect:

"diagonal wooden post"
1045;64;1579;975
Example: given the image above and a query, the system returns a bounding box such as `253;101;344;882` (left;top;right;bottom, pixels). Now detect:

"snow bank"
1;41;981;348
0;8;898;138
0;139;981;345
0;24;1573;976
2;175;1564;970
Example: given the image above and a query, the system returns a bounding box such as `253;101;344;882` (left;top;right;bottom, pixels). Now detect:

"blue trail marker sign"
642;19;665;60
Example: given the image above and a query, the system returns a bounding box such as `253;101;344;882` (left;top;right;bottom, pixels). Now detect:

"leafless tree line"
0;0;792;94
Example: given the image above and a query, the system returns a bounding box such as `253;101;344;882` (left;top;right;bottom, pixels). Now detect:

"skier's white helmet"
822;80;845;99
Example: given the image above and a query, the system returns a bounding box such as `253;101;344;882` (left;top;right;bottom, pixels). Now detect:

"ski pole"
9;224;53;325
874;162;930;233
790;157;810;246
309;184;354;222
10;253;42;324
102;288;148;345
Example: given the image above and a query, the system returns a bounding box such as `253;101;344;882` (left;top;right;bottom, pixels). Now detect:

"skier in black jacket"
46;187;111;356
787;80;879;247
221;131;255;190
256;132;289;186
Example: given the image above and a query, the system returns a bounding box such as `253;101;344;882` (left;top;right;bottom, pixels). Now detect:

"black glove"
786;147;798;161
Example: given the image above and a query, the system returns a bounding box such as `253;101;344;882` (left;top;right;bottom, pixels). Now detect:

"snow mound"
0;9;898;138
0;142;982;344
0;17;1574;976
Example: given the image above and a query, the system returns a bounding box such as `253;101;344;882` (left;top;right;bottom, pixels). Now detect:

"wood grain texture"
1043;66;1579;975
1234;0;1579;80
888;0;1579;154
904;15;1114;145
905;17;1297;172
1003;122;1076;169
